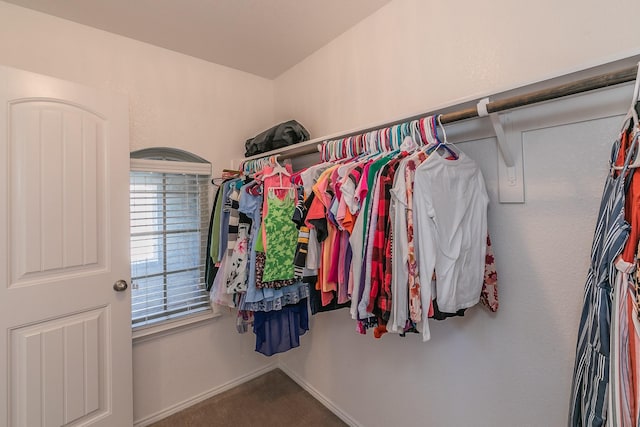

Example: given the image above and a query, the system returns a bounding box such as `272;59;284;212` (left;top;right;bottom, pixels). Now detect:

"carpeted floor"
149;369;347;427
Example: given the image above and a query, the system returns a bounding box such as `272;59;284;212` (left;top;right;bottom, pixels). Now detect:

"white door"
0;66;132;426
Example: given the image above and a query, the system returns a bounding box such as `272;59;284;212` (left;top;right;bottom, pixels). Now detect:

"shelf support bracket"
477;97;525;203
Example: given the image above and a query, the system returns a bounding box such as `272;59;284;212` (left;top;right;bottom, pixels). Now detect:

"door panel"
0;66;131;426
10;307;108;426
9;101;105;285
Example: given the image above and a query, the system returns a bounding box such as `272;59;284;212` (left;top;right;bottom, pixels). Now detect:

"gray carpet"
149;369;347;427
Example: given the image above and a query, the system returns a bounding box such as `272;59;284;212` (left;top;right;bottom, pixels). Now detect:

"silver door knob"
113;280;128;292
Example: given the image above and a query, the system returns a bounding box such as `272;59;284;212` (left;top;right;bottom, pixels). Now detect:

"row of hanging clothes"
205;114;500;356
569;65;640;427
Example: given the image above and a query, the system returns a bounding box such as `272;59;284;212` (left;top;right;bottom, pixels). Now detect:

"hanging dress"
262;187;298;283
569;135;633;427
253;298;309;357
608;127;640;427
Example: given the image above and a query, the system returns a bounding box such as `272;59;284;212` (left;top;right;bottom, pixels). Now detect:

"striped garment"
569;137;632;426
609;258;638;427
293;228;309;279
226;187;241;257
292;186;310;279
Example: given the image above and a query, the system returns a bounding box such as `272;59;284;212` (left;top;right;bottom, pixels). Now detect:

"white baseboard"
278;363;362;427
133;362;278;427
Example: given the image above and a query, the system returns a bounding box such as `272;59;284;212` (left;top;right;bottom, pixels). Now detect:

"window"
129;148;212;329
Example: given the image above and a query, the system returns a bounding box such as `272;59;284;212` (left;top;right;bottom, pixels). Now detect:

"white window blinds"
130;160;211;328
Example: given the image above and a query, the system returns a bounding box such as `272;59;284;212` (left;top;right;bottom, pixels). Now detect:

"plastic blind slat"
130;170;210;327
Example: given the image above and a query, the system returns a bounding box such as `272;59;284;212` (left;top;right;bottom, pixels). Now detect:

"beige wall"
275;0;640;138
0;2;276;423
0;1;275;174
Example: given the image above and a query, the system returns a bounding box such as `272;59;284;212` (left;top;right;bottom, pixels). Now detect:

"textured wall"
275;0;639;139
0;1;275;175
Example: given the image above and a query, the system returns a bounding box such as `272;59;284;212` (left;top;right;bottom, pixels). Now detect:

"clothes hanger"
384;127;393;151
352;135;359;157
386;126;394;151
620;61;640;134
261;154;295;192
257;155;290;185
322;140;331;162
323;141;331;161
422;116;438;146
389;125;399;150
422;115;440;152
426;115;459;159
344;138;351;159
395;124;405;150
369;130;377;154
355;135;365;155
613;62;640;170
270;154;290;175
416;118;426;145
401;119;430;162
345;131;377;162
400;122;411;148
375;129;383;153
408;120;419;146
400;134;419;152
411;119;426;147
348;132;372;161
326;140;333;161
437;114;460;159
242;158;254;176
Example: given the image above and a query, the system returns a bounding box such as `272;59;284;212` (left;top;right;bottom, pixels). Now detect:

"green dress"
262;188;298;282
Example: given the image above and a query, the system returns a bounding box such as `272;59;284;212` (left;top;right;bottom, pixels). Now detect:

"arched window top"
130;147;209;164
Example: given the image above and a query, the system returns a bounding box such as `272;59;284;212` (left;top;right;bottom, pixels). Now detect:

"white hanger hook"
437;114;449;144
632;61;640;106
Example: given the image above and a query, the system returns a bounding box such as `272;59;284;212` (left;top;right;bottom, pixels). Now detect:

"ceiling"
3;0;391;79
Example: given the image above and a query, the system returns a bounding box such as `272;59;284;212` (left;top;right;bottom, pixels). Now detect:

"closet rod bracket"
477;97;525;203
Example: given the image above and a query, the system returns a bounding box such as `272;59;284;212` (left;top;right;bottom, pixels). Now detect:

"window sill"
132;309;221;343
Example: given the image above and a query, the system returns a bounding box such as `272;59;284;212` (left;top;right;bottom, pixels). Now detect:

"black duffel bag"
244;120;310;157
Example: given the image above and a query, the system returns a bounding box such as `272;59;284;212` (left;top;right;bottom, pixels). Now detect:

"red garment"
615;130;640;263
326;225;340;288
308;167;340;305
381;227;394;320
368;156;404;320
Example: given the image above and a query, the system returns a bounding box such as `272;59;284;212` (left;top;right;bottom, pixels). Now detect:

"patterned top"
370;156;405;322
225;185;241;257
262;188;298;282
405;152;428;322
480;235;499;312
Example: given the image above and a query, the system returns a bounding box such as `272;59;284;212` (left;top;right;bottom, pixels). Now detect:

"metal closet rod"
275;64;638;160
440;65;638;123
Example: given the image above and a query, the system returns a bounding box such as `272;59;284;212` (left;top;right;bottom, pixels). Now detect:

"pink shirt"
259;164;293;252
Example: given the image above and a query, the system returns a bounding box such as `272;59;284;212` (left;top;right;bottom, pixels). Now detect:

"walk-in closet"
0;1;639;426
